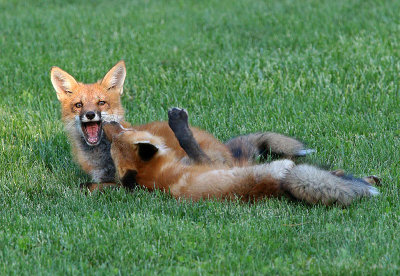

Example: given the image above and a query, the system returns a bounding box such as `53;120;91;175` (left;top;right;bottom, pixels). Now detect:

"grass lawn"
1;0;400;274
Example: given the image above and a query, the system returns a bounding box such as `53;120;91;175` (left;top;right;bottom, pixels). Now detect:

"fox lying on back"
103;109;379;206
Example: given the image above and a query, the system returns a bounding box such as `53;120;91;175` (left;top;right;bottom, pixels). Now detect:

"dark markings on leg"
168;107;211;164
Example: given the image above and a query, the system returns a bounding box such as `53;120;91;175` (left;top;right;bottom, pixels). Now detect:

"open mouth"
81;121;102;145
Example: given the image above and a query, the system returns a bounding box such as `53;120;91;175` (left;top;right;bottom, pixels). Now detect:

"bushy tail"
225;132;315;164
281;164;379;206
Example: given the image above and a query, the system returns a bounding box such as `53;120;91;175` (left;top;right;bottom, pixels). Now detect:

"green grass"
1;0;400;274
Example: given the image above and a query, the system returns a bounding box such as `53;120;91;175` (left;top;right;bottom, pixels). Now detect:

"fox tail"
225;132;315;164
281;164;379;206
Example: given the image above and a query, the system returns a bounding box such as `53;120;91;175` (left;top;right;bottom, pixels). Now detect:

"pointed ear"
135;142;159;161
101;60;126;94
50;66;78;100
103;121;125;141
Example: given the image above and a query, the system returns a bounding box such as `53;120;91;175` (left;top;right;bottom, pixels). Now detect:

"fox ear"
134;142;159;161
50;67;78;100
103;121;125;141
101;60;126;95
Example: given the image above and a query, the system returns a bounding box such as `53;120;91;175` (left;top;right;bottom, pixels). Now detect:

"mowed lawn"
1;0;400;274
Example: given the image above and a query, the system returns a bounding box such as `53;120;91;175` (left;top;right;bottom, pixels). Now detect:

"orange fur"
105;126;287;202
132;121;234;166
104;124;379;206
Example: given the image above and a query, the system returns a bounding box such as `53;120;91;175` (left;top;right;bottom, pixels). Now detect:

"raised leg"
168;107;212;164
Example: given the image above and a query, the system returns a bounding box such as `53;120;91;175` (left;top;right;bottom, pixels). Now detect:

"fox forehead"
63;82;107;101
58;82;124;121
59;82;122;107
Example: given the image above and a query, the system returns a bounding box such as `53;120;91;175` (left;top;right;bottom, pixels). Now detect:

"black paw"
168;107;189;131
168;107;188;121
363;175;382;186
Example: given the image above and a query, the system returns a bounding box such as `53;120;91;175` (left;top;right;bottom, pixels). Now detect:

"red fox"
50;61;313;191
102;115;379;206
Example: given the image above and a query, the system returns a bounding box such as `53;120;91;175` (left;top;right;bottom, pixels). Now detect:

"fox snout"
85;111;96;120
80;111;101;123
79;111;103;146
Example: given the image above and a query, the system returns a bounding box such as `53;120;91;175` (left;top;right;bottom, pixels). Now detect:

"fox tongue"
85;122;100;143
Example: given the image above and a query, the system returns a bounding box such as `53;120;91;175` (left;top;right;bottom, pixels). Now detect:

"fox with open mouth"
51;61;315;191
50;62;128;185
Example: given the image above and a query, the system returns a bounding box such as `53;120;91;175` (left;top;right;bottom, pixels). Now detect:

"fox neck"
64;116;117;183
80;134;115;183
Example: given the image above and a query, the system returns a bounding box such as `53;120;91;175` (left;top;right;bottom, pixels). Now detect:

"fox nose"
86;111;96;120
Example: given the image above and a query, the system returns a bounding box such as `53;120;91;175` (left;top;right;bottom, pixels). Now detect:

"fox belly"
133;121;235;166
167;161;294;201
143;160;379;206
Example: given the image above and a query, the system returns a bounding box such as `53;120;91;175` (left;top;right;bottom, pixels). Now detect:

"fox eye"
75;102;83;108
98;101;106;106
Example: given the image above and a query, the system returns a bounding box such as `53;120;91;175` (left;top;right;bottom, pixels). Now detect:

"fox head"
50;61;126;146
103;122;167;188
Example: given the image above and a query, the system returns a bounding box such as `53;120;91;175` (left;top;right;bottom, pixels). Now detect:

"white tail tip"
368;186;380;196
296;149;316;156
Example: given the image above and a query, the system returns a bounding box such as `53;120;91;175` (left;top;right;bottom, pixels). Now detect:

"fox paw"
267;159;295;180
168;107;188;125
363;175;382;186
330;170;382;187
168;107;190;133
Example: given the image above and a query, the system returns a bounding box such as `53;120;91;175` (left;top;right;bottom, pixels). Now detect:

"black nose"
86;111;96;120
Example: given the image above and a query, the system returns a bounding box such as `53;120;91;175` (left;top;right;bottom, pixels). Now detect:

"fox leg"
225;132;315;164
168;107;212;164
330;169;381;186
362;175;381;186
